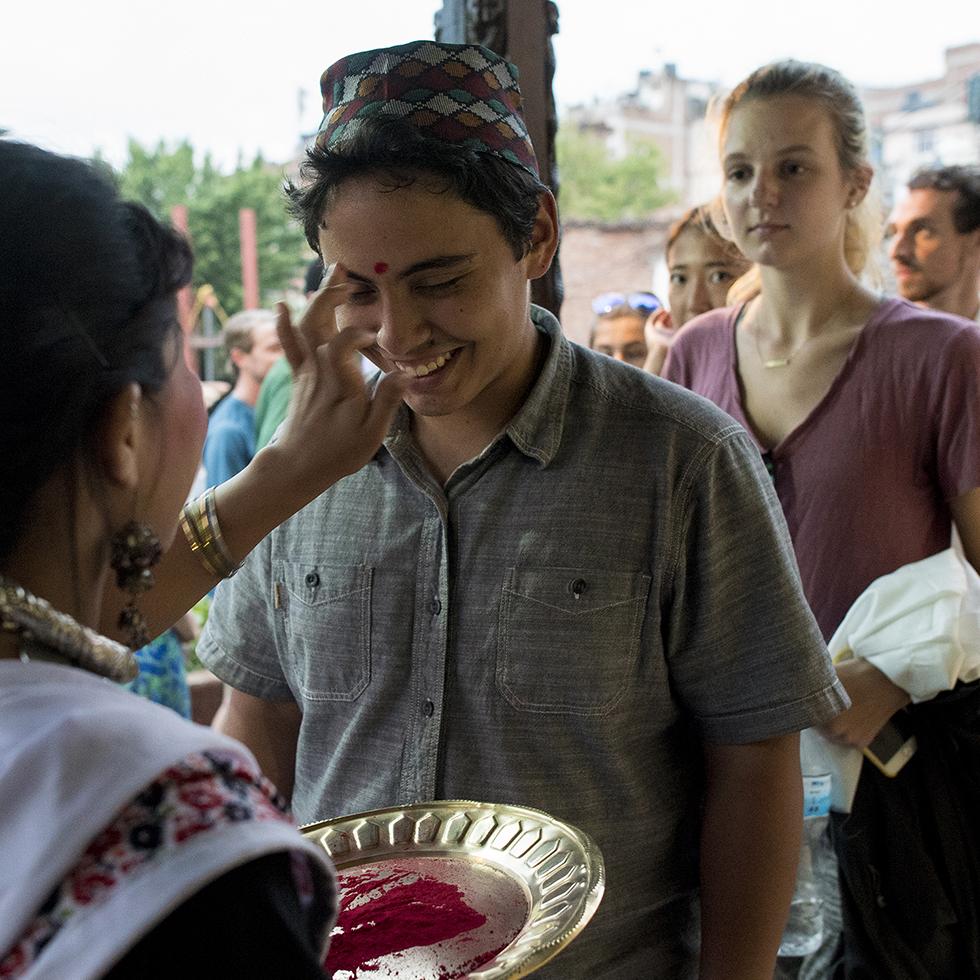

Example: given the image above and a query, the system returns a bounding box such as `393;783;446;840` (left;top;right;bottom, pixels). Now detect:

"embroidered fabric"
0;749;296;978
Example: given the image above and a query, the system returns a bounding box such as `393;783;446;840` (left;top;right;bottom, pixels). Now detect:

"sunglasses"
592;291;662;317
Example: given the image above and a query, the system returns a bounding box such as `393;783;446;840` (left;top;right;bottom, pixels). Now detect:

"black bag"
833;680;980;980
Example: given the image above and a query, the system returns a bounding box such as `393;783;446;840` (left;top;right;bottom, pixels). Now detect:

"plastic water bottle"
778;771;831;957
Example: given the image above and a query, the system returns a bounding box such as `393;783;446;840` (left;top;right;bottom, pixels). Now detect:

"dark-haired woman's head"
0;140;203;563
665;206;750;325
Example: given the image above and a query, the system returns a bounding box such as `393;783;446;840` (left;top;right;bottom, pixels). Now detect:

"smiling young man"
197;41;847;979
886;165;980;322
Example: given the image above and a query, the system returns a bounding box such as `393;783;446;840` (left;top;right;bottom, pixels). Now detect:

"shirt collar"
503;305;570;467
383;304;571;468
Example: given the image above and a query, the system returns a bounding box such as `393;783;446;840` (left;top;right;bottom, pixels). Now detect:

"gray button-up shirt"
200;306;846;978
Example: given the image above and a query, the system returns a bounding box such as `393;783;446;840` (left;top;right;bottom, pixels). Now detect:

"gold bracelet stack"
179;487;243;579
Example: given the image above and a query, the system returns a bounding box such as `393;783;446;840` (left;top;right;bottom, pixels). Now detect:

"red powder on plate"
324;866;508;978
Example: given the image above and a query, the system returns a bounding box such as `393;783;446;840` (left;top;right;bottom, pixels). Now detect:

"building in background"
562;63;722;209
863;42;980;209
559;216;676;347
557;64;721;339
562;43;980;217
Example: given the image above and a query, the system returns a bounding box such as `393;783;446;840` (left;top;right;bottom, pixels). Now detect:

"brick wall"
556;217;675;346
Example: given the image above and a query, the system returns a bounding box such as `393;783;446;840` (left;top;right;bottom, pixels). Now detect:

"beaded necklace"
0;575;137;683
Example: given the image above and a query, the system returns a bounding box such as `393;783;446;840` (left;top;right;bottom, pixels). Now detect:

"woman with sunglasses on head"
0;141;405;977
642;205;751;375
663;61;980;978
588;290;661;368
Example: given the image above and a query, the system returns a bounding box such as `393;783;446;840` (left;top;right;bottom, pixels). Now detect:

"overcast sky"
3;0;975;170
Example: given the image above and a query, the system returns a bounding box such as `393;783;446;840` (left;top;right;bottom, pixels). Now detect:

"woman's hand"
115;264;409;643
265;263;409;500
817;658;910;748
641;308;676;376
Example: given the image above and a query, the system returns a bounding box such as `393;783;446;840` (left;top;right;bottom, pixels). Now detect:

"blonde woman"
664;61;980;977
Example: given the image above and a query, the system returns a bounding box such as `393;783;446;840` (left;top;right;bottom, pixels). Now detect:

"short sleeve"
663;429;848;743
660;308;733;399
933;326;980;501
197;532;295;700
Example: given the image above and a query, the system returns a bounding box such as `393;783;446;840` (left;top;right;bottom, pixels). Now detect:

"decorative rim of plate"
301;799;605;979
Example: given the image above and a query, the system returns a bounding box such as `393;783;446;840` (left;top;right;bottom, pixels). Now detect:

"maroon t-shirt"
663;297;980;639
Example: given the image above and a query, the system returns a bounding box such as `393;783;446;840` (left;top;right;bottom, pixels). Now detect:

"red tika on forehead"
374;262;389;275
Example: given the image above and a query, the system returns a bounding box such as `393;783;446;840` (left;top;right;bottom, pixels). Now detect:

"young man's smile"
318;174;553;432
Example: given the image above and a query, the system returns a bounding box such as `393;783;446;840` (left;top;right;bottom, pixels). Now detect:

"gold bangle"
179;501;221;578
179;488;242;579
203;487;242;577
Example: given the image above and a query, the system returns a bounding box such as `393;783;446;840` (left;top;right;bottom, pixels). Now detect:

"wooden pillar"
436;0;563;319
169;204;196;371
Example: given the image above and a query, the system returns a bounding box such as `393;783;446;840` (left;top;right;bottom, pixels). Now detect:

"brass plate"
302;800;605;979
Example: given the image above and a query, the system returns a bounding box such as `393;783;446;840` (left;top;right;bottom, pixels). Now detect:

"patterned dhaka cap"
316;40;539;177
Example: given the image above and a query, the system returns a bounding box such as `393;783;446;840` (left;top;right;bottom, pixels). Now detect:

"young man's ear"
98;382;143;490
229;347;248;372
525;190;560;281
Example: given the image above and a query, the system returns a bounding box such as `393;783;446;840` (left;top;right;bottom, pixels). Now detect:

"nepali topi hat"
316;40;539;177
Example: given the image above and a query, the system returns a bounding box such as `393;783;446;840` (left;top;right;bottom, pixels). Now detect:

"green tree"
114;139;199;217
555;126;673;222
110;139;308;315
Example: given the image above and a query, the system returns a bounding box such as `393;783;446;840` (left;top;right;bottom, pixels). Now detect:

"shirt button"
422;699;435;718
305;571;320;588
569;578;588;599
429;597;442;615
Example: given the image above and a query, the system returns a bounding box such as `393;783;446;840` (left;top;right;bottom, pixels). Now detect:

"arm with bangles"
99;270;408;646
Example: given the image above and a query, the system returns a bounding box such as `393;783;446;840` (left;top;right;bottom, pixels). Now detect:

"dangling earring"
110;520;162;649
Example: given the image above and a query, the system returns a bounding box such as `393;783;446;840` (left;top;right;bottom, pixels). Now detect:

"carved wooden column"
435;0;563;319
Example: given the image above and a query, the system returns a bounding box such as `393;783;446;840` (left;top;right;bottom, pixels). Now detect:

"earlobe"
848;165;874;208
99;383;143;490
525;191;560;281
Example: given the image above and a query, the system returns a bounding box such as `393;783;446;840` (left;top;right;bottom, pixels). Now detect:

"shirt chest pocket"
276;562;372;702
496;566;651;716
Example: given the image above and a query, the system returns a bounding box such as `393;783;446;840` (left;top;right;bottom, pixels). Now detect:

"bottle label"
803;774;831;818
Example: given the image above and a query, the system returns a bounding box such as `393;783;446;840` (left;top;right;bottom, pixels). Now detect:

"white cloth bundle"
803;548;980;812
